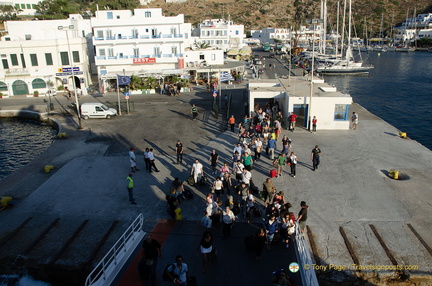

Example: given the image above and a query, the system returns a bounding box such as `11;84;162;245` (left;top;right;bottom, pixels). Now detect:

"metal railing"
293;222;319;286
85;214;145;286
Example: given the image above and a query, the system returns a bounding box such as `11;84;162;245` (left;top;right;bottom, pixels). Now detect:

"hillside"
145;0;432;38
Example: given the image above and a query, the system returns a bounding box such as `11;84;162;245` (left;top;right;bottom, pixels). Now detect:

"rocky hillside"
145;0;432;38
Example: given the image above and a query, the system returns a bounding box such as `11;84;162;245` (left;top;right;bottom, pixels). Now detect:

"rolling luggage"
270;169;277;178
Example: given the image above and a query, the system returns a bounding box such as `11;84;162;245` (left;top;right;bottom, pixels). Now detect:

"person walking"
209;149;219;174
310;145;321;171
222;205;235;238
312;116;317;133
129;148;139;173
175;140;184;164
297;201;309;234
289;113;298;131
140;234;162;285
288;152;298;177
147;148;160;173
254;228;268;260
273;153;287;178
242;151;253;171
228;115;236;132
126;173;137;205
351;112;359;130
191;159;203;184
144;148;151;171
166;255;189;286
191;104;198;120
263;178;276;206
267;137;276;160
254;137;263;161
197;230;214;273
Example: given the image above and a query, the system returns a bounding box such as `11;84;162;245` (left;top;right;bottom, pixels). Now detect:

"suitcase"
270;169;277;178
187;175;195;186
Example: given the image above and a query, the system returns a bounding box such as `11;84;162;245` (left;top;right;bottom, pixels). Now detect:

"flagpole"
117;75;121;116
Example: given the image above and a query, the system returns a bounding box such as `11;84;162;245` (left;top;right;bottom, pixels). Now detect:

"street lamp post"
58;25;82;129
305;19;323;131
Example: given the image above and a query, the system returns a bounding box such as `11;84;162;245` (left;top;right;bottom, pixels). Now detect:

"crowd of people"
129;97;321;285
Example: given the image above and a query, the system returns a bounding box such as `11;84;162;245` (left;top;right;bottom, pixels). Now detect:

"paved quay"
1;77;432;286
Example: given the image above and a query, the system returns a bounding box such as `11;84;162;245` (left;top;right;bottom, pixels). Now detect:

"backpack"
162;264;177;281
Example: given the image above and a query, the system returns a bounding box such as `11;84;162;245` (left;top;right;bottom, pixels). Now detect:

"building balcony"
95;53;183;65
93;34;184;43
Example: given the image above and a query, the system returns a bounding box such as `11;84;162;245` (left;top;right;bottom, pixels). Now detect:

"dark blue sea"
322;51;432;151
0;118;57;181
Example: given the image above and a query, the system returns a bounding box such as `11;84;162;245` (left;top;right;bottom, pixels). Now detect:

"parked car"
80;103;117;119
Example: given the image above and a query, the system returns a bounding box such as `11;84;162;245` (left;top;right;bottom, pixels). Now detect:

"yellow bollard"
389;170;399;180
44;165;54;173
1;196;12;207
58;132;67;139
399;132;406;138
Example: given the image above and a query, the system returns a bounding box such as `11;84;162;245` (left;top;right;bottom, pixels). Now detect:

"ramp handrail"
85;214;145;286
293;222;319;286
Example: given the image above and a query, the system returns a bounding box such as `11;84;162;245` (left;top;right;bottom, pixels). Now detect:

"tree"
193;41;209;49
0;4;20;23
93;0;139;11
35;0;79;18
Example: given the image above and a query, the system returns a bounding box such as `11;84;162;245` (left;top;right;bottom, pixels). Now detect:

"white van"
80;103;117;119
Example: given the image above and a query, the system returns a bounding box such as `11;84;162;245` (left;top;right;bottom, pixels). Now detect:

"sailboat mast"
348;0;351;46
336;1;340;56
341;0;346;57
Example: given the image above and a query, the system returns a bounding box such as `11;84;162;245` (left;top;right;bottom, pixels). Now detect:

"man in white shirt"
241;168;252;186
129;148;139;173
234;160;245;181
191;159;203;184
233;143;242;156
147;148;160;173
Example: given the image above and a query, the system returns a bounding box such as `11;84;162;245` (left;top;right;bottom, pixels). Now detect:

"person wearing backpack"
165;255;189;285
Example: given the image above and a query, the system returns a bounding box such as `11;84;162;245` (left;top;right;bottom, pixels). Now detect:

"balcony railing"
96;54;183;61
94;34;184;41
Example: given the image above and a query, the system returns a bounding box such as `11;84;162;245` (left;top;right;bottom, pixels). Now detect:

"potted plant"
34;90;39;97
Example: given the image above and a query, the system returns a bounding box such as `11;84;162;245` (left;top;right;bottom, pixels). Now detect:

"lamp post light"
305;19;323;131
58;25;82;129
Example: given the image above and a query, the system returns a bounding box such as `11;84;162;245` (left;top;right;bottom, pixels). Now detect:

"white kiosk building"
248;78;352;130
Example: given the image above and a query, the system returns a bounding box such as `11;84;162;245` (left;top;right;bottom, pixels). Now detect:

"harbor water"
322;51;432;151
0;118;57;181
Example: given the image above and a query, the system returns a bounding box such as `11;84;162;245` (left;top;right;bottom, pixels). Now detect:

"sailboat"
316;0;373;74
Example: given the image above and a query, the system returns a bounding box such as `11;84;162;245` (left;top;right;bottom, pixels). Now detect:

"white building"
418;28;432;39
0;0;39;16
394;28;417;43
0;15;93;96
91;8;194;90
251;28;291;44
192;18;245;52
248;78;352;130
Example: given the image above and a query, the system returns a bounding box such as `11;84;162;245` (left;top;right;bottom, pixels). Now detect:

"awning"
227;49;239;55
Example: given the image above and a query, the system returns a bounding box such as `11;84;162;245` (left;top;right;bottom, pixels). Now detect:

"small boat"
395;46;416;52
